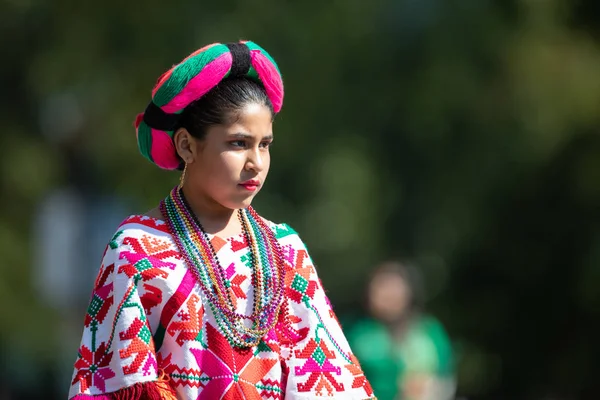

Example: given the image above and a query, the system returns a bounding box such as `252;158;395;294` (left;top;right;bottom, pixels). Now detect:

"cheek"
221;153;247;176
204;153;244;185
262;152;272;173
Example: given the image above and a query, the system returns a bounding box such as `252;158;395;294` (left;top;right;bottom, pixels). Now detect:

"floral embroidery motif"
72;342;115;392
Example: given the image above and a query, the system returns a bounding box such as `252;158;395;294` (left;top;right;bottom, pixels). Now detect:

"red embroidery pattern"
72;342;115;392
258;378;283;399
225;262;248;307
293;338;344;395
84;265;114;328
159;353;207;389
122;215;170;233
190;324;278;399
285;267;318;304
167;294;204;346
230;234;249;252
118;317;157;375
140;283;162;316
345;354;375;397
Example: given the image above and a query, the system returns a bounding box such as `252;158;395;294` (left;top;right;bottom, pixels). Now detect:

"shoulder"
266;220;298;239
263;221;320;276
117;214;170;236
413;315;446;334
264;220;307;248
104;214;173;254
99;214;180;281
414;315;452;345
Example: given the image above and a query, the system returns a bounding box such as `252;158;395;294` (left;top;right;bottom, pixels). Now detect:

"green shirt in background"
346;315;455;400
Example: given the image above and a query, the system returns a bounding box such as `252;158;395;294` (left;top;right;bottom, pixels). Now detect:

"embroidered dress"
69;214;375;399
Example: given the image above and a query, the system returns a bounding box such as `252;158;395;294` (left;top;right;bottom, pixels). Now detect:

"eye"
259;140;273;149
230;140;246;148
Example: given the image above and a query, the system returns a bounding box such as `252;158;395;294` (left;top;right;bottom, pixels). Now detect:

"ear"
173;128;197;164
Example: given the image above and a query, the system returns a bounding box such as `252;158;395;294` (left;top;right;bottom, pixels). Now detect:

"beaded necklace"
160;186;287;348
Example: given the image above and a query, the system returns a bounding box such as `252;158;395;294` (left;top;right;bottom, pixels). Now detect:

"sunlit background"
2;0;600;399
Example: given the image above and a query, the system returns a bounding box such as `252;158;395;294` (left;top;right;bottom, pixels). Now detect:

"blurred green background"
1;0;600;398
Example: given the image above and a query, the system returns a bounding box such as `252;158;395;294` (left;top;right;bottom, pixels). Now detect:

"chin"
237;198;254;209
223;196;254;210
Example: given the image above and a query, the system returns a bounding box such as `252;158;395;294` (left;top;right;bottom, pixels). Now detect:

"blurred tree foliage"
1;0;600;398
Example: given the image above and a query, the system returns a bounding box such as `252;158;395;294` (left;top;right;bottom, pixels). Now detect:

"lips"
239;179;260;191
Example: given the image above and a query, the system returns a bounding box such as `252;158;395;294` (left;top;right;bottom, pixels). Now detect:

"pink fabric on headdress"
151;43;220;98
161;52;233;114
250;50;284;113
150;128;180;170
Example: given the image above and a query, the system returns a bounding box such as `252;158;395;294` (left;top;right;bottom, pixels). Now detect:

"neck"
180;185;239;235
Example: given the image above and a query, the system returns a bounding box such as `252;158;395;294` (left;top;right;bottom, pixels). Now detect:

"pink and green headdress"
134;41;284;170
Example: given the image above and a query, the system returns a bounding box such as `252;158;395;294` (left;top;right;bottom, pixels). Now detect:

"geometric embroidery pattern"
68;217;376;399
118;317;156;375
167;294;204;346
293;338;344;395
345;354;375;397
190;324;278;400
71;342;115;392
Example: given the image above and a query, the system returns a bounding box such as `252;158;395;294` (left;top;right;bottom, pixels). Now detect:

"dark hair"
176;77;274;141
369;260;425;312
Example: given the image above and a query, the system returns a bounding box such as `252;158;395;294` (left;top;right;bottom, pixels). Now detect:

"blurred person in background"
68;41;375;400
346;261;455;400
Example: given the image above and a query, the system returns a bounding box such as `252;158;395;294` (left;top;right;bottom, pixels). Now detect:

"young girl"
69;41;375;400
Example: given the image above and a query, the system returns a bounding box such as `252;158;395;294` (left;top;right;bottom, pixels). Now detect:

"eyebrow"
230;133;273;140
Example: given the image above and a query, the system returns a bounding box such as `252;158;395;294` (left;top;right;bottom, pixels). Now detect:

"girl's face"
179;103;274;211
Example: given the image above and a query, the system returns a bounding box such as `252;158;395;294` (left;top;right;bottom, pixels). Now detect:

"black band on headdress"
226;43;251;77
143;101;181;131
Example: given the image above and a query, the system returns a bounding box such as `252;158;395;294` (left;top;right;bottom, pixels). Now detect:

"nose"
245;148;264;172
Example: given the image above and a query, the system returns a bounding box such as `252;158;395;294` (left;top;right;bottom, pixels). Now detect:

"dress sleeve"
68;229;176;399
275;225;376;400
